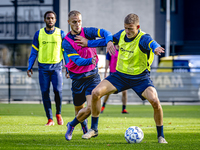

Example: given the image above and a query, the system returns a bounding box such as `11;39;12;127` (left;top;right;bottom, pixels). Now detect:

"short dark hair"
124;13;139;25
68;10;81;19
44;11;57;19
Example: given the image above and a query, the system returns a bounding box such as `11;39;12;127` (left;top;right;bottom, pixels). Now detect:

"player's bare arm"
74;35;88;47
154;47;165;56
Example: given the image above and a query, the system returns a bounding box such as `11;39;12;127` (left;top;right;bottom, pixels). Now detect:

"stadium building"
0;0;200;67
0;0;200;103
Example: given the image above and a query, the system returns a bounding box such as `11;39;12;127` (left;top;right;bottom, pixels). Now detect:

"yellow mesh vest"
38;27;63;64
116;29;154;75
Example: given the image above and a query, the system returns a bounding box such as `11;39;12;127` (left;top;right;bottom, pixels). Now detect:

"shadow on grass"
0;104;200;119
0;133;127;149
0;132;199;150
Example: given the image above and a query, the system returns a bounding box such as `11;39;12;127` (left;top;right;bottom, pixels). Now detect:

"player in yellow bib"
27;11;67;126
76;13;168;144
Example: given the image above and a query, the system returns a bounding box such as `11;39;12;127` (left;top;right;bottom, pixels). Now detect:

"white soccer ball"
124;126;144;143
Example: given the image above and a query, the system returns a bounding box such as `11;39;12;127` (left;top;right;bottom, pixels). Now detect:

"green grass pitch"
0;103;199;150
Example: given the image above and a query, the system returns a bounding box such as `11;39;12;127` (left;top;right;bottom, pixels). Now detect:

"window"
0;0;54;40
0;0;58;66
160;0;177;13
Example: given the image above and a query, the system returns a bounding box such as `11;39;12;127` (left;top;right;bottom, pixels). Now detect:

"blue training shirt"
62;27;113;80
87;29;161;79
27;28;67;71
88;29;160;53
113;29;160;53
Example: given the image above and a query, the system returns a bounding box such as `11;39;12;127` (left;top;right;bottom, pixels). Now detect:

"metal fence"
0;66;200;104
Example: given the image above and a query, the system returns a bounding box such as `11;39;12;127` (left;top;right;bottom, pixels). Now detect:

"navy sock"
157;125;164;138
70;117;79;127
81;119;87;128
122;105;126;111
102;103;106;107
91;117;99;130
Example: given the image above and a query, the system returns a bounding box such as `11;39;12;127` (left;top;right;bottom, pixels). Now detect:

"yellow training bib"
117;29;154;75
38;27;63;64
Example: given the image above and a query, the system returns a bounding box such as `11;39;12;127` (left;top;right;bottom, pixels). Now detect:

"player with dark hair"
76;13;168;144
101;45;128;114
27;11;67;126
44;10;57;19
63;10;115;141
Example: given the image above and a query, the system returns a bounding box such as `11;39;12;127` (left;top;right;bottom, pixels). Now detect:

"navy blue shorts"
110;72;115;75
105;70;154;100
72;73;101;106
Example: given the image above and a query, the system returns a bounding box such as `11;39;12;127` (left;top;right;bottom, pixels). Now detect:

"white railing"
0;66;200;104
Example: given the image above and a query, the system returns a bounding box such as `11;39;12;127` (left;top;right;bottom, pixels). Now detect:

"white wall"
60;0;158;67
60;0;155;38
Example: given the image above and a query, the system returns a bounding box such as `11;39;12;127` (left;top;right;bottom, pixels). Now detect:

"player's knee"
151;99;161;110
147;94;159;108
92;88;101;100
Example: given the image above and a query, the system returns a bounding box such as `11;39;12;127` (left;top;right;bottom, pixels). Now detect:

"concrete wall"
60;0;155;38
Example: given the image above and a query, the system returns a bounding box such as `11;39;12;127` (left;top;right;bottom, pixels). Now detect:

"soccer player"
27;11;67;126
101;45;128;114
78;13;168;143
63;10;114;141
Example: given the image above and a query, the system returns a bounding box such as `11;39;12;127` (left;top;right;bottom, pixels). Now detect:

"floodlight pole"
165;0;170;57
68;0;71;32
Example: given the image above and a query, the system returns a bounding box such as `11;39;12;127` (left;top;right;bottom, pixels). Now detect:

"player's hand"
106;41;115;55
92;55;97;65
27;69;33;77
65;71;70;79
74;35;88;47
154;47;165;56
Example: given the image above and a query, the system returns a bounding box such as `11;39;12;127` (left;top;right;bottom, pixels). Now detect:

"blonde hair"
68;10;81;18
124;13;139;25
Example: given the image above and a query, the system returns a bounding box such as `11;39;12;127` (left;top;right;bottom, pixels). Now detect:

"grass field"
0;103;199;150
